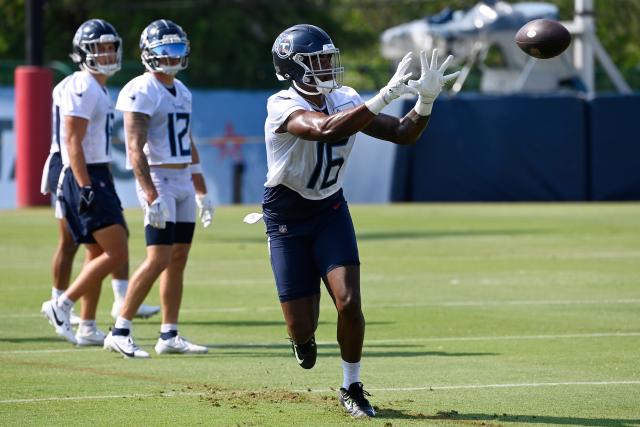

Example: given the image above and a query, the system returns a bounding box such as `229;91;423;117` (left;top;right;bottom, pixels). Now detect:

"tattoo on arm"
124;112;157;202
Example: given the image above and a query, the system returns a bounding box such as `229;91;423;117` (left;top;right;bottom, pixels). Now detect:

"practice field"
0;204;639;426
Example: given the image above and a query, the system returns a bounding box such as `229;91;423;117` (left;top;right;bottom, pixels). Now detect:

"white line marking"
0;391;204;404
3;299;638;319
301;380;640;394
1;332;638;355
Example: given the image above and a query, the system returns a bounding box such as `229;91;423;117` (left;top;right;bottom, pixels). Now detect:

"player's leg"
46;152;78;297
51;218;79;295
63;225;128;302
50;218;81;325
265;215;321;368
280;294;320;369
110;259;160;320
154;185;205;355
104;243;171;358
313;202;374;418
106;170;179;358
119;244;172;320
42;224;128;344
75;245;107;346
323;265;364;362
154;242;206;355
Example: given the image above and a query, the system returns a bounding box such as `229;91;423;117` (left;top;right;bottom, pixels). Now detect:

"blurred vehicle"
380;0;630;95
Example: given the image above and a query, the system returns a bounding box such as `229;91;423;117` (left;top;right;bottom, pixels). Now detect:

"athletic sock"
160;323;178;340
114;316;132;335
79;319;96;329
56;294;74;312
79;319;96;333
342;360;361;389
111;279;128;302
52;288;64;300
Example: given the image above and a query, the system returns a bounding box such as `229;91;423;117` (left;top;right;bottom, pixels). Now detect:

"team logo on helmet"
274;34;293;59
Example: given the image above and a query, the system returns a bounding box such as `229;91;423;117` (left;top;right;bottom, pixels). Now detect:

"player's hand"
365;52;416;115
408;49;459;114
146;196;169;229
380;52;418;103
195;194;214;228
78;186;95;214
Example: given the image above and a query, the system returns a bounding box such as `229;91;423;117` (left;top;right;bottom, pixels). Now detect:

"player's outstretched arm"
283;52;416;144
363;49;459;145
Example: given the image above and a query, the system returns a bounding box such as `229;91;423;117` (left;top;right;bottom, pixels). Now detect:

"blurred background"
1;0;639;208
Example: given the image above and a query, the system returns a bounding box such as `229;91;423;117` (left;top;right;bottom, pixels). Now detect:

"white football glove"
365;52;417;115
195;194;214;228
146;196;169;229
408;49;460;116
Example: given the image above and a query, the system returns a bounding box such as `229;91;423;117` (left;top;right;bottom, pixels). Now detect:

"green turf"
0;204;639;426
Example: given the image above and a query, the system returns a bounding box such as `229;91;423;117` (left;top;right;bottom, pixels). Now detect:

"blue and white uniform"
53;71;124;244
263;86;362;302
116;73;196;245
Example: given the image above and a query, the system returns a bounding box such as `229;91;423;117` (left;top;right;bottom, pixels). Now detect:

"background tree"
0;0;638;90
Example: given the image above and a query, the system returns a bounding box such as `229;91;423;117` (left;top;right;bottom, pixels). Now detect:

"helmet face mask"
71;19;122;76
140;20;190;76
294;49;343;93
272;25;344;95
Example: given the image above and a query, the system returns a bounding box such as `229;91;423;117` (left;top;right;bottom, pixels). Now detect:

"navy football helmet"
272;24;343;94
70;19;122;76
140;19;190;76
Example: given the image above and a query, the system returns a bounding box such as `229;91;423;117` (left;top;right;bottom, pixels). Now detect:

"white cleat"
75;327;106;347
111;301;161;320
41;300;77;345
103;331;150;359
155;335;208;355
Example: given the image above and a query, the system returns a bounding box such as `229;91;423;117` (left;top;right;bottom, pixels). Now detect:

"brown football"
515;19;571;59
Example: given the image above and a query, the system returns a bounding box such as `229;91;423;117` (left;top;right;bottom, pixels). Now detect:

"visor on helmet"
149;42;188;57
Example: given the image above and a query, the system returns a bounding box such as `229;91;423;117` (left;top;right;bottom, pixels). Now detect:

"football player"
41;155;160;328
264;24;458;417
40;19;131;346
104;19;213;358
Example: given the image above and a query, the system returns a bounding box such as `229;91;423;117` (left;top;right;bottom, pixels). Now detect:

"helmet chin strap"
293;81;321;96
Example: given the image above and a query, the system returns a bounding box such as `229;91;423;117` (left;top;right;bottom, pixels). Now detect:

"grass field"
0;204;639;426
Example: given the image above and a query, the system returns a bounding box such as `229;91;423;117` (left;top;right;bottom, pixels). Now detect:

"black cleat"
290;335;317;369
338;382;376;418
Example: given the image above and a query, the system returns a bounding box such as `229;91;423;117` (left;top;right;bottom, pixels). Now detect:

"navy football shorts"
61;164;127;244
47;152;63;194
264;200;360;303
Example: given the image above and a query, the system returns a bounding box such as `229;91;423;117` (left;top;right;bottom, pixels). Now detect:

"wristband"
190;163;203;174
414;99;433;117
364;93;387;115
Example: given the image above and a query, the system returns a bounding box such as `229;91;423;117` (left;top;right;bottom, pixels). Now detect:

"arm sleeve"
116;82;157;116
59;81;98;120
265;94;306;135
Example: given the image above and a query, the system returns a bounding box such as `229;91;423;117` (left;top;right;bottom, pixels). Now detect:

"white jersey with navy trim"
116;73;193;167
52;71;114;165
264;86;363;200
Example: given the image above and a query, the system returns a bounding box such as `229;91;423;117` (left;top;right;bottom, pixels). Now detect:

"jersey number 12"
168;113;191;157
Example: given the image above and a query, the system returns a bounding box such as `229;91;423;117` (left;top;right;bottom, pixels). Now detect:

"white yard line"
0;391;204;404
3;298;638;319
1;332;638;355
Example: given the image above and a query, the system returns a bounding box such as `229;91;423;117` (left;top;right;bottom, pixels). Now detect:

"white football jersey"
116;73;193;167
52;71;114;165
264;86;362;200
